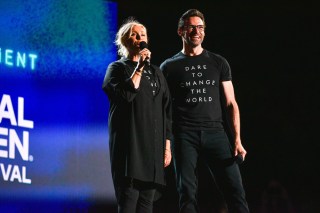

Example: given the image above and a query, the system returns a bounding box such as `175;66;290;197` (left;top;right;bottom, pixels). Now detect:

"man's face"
179;16;205;47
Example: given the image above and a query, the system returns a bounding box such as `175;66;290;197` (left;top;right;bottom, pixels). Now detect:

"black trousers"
115;178;156;213
173;130;250;213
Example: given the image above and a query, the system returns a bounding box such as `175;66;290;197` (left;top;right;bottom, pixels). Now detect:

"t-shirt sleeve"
159;60;168;76
220;57;232;82
102;61;139;102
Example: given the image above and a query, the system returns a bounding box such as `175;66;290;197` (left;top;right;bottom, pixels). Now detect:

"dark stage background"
1;0;319;212
116;1;320;213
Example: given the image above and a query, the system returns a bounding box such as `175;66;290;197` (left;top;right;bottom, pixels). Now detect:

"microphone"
234;154;244;164
139;41;150;66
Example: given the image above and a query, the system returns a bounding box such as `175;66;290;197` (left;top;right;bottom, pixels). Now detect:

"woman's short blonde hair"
115;17;147;57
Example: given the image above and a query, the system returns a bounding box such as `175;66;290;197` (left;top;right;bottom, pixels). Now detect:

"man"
160;9;250;213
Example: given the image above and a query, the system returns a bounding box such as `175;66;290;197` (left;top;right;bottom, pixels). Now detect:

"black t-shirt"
102;58;172;185
160;49;232;130
131;61;160;96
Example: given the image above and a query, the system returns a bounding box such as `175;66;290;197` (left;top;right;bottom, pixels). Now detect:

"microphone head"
139;41;150;66
139;41;148;49
235;154;244;164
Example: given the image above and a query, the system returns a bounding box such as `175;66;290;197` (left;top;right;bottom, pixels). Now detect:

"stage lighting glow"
0;1;118;211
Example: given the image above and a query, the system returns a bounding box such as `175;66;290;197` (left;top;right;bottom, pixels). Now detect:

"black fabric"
160;49;231;130
143;66;160;97
102;57;172;187
173;130;250;213
115;178;156;213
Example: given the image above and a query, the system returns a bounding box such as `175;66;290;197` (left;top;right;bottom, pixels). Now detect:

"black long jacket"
102;58;172;186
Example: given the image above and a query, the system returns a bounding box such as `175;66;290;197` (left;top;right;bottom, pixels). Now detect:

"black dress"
102;58;172;188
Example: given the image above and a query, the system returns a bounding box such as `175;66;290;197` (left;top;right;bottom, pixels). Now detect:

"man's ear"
177;28;183;36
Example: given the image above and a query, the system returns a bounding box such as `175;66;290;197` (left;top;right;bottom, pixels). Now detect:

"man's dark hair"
178;9;206;29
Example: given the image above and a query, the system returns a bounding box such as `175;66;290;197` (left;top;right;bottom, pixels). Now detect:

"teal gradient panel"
0;1;117;212
0;0;117;79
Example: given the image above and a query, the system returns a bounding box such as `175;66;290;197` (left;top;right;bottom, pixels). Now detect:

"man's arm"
221;81;247;159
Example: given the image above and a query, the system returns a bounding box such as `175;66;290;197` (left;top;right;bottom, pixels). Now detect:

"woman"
102;18;172;213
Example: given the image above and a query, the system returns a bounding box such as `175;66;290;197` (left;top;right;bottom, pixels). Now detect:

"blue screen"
0;0;117;211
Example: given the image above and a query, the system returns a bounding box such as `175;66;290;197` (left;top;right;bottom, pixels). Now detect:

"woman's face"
126;24;148;53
